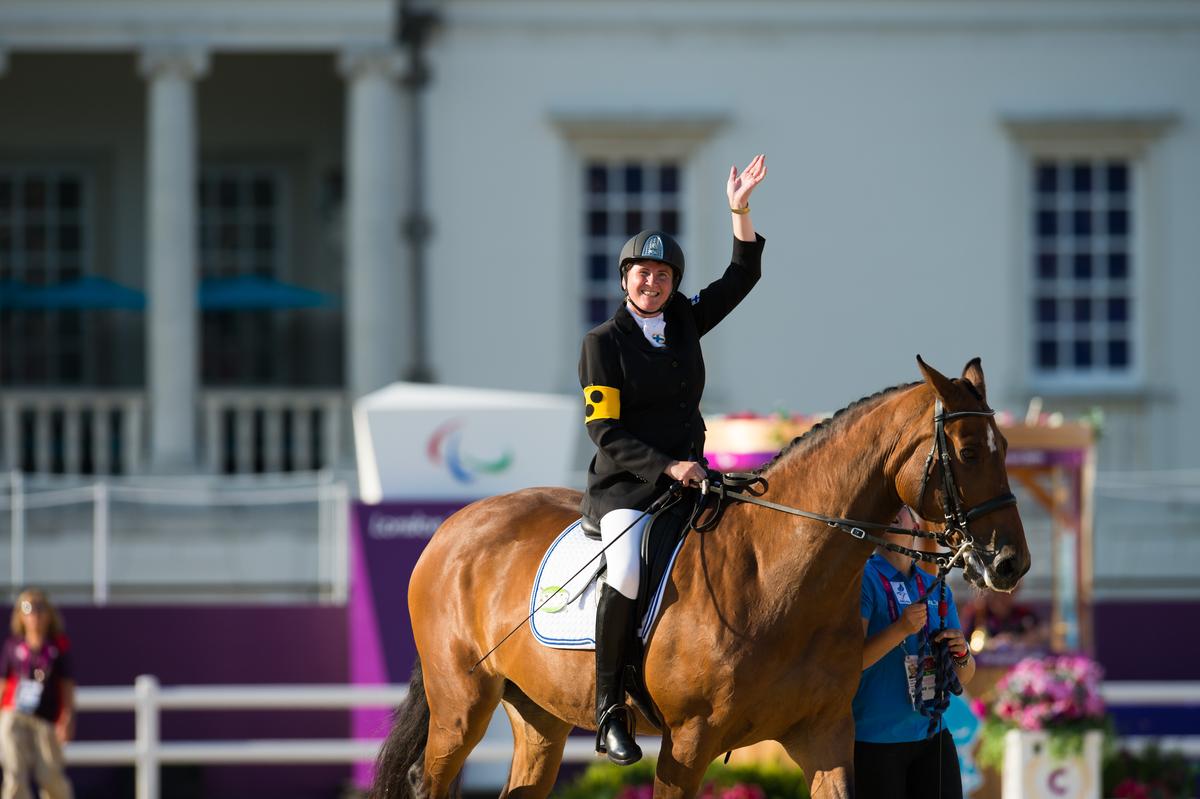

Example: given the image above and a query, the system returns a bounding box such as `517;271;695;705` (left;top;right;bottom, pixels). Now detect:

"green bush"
1102;743;1198;799
552;758;810;799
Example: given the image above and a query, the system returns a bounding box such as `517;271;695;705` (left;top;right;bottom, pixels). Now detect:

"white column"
140;48;208;472
339;49;408;403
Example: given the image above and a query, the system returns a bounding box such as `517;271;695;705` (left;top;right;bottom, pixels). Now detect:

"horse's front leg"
653;719;719;799
780;714;855;799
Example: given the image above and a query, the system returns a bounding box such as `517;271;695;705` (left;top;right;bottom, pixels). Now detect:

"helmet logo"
640;235;664;261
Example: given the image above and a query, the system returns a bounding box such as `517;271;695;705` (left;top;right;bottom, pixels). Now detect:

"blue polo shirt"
852;553;961;744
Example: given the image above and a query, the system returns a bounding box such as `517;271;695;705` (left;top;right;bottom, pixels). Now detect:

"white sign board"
353;382;579;503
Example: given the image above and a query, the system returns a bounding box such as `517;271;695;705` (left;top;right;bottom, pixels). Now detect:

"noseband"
914;400;1018;557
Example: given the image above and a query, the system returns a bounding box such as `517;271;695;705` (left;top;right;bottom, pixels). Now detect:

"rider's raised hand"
727;154;767;210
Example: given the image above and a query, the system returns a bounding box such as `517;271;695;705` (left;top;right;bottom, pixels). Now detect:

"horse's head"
897;356;1030;592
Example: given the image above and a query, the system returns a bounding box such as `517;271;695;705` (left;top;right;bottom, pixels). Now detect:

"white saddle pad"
529;519;688;650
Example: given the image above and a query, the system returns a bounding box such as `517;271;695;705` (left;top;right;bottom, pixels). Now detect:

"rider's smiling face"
623;261;674;316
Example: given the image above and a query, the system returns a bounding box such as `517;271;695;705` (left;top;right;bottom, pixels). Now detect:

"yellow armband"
583;386;620;422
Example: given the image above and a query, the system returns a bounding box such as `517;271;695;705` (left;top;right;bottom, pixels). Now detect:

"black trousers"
854;729;963;799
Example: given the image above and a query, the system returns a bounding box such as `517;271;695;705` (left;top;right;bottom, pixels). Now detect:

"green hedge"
552;759;810;799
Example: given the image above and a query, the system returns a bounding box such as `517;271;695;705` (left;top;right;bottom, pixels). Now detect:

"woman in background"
0;588;75;799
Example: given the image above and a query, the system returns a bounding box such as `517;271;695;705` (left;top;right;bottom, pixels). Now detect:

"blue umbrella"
200;275;333;310
8;275;146;310
0;280;27;310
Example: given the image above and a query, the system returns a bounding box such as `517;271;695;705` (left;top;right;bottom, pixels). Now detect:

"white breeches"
600;508;649;600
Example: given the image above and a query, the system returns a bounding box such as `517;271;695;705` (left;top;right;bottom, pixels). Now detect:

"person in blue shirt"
852;508;976;799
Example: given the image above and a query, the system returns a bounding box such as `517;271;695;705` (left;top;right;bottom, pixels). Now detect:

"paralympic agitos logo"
426;418;515;484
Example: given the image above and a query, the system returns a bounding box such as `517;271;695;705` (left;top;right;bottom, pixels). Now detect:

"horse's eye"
959;447;979;463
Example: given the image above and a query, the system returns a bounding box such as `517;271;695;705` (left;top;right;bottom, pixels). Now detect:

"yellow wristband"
730;205;750;215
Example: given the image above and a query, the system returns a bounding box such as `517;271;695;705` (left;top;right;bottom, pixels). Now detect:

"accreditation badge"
904;654;920;708
14;678;43;715
919;654;938;702
904;654;939;708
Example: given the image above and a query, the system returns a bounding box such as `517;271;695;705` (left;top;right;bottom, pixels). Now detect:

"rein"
691;399;1018;571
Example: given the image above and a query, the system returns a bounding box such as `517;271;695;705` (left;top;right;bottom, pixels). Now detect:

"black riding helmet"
618;230;685;289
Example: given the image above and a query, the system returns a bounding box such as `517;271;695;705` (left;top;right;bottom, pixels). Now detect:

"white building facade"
1;1;1199;595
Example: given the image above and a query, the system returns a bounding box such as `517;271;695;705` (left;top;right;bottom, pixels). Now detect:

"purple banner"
349;500;470;785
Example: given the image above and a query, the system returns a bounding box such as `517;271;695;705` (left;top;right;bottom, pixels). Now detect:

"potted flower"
975;653;1112;799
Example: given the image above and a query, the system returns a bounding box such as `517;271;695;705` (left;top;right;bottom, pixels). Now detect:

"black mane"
756;381;922;474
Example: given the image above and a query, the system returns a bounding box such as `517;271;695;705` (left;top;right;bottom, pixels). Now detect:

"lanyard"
873;561;929;635
15;642;54;683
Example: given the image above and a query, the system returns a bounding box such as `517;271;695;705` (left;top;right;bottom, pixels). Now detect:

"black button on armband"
671;361;680;368
678;402;687;409
583;385;619;422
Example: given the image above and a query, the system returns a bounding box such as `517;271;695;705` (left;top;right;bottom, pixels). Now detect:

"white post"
9;471;23;594
293;406;312;472
134;674;160;799
34;407;51;474
140;47;208;473
93;403;112;476
124;397;144;475
64;402;82;474
332;481;351;604
93;482;109;605
2;401;17;471
339;48;408;404
316;469;332;597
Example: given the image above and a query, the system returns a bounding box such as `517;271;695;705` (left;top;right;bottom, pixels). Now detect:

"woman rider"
579;154;767;765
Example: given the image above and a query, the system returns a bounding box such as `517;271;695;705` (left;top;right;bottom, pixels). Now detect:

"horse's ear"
962;357;987;401
916;355;958;404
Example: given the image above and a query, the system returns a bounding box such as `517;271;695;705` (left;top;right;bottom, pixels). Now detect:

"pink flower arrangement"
976;653;1112;769
616;785;655;799
696;783;766;799
990;654;1107;731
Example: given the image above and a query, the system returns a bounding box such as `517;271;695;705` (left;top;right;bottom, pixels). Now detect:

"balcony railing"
1;390;144;475
202;389;345;474
0;389;345;475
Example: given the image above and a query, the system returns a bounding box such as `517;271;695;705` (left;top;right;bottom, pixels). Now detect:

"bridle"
912;399;1018;559
691;398;1018;571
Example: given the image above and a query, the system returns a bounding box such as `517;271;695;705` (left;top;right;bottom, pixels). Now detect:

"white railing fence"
0;471;351;603
67;677;1200;799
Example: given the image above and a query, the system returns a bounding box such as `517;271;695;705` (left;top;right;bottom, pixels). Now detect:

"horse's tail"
370;657;436;799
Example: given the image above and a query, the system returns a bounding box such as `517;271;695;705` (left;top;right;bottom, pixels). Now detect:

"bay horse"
371;356;1030;799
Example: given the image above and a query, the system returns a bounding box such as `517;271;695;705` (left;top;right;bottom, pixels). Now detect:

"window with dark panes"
583;159;683;329
1031;158;1133;378
199;166;286;384
0;168;90;385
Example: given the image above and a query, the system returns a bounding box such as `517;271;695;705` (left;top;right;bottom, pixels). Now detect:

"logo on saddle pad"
426;418;515;484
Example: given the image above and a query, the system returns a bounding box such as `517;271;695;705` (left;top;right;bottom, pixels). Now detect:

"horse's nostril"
993;554;1018;583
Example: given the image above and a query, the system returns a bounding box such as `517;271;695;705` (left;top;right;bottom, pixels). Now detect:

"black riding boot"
595;582;643;766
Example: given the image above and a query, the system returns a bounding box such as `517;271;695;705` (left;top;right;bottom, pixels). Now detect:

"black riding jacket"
579;234;765;523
